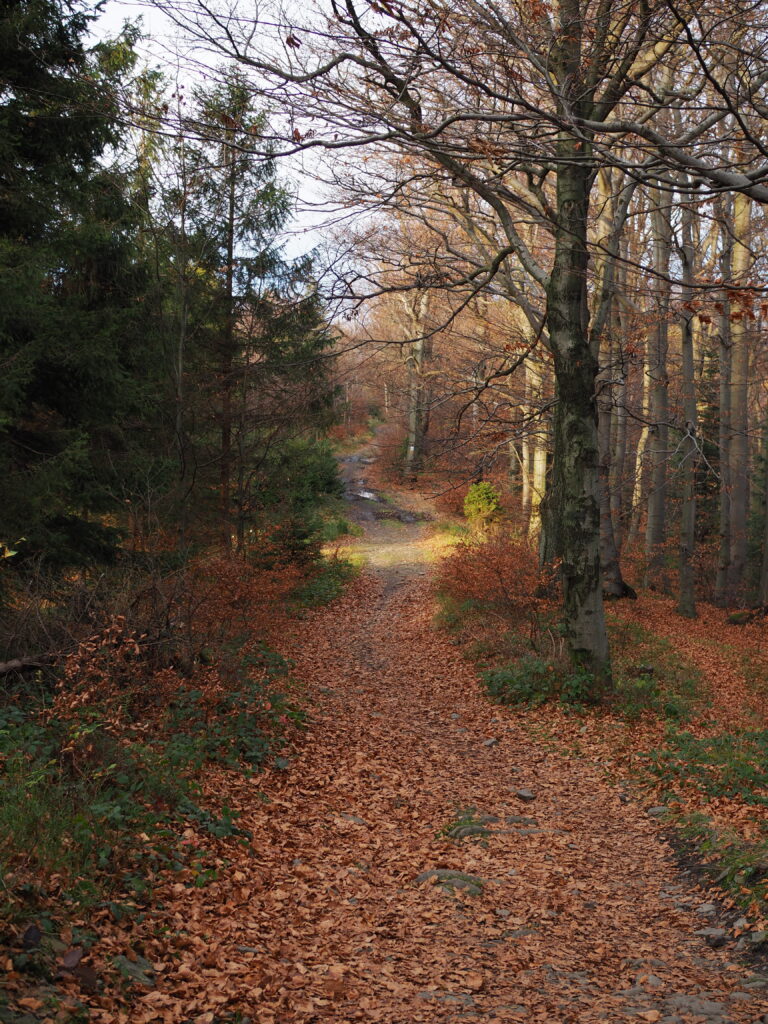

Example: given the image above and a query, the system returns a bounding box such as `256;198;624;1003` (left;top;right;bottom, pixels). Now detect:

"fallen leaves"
7;503;766;1024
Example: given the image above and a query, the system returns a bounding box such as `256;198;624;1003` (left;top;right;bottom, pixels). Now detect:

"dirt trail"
98;455;768;1023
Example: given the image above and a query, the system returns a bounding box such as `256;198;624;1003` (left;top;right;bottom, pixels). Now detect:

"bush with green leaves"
463;482;502;523
482;655;594;707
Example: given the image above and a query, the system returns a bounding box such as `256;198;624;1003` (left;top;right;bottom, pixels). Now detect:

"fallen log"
0;657;46;675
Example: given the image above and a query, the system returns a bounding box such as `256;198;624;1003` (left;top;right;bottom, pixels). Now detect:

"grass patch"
432;520;470;538
644;728;768;805
609;619;705;721
316;496;364;542
677;813;768;916
290;555;358;608
635;730;768;918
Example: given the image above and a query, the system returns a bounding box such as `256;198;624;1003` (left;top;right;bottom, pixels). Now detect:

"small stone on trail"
339;813;368;825
113;954;155;987
695;902;717;916
515;788;536;802
450;713;460;720
414;869;485;896
647;806;668;817
694;927;727;947
483;737;499;748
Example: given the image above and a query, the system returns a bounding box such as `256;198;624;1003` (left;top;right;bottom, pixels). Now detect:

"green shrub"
482;656;595;707
463;482;502;522
482;656;554;706
644;729;768;805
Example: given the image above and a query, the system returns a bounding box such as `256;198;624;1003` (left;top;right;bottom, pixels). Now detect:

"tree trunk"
403;291;430;476
714;203;733;605
220;129;237;552
592;167;632;598
529;420;548;539
626;344;651;549
598;371;632;599
727;189;751;598
610;278;628;548
677;194;698;618
757;401;768;605
520;363;532;526
542;157;610;689
644;194;672;589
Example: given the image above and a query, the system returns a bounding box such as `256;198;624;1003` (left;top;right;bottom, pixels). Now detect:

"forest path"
100;453;768;1024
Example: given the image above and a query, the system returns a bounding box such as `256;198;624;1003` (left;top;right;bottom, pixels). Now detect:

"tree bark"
529;417;548;539
758;400;768;605
543;156;610;688
610;272;629;548
677;193;698;618
403;291;430;476
520;362;532;526
644;194;672;589
627;342;651;550
727;189;751;598
714;210;733;605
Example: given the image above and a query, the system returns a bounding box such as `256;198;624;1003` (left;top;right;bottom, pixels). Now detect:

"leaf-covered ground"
6;456;768;1023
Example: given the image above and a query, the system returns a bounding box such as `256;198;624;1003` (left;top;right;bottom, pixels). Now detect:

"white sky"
92;0;327;261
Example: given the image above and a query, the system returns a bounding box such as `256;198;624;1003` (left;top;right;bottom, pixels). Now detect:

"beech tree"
158;0;768;689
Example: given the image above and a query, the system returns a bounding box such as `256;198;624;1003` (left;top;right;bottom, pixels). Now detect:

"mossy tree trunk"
543;154;611;692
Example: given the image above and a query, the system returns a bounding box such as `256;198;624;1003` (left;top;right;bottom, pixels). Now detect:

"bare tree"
160;0;768;690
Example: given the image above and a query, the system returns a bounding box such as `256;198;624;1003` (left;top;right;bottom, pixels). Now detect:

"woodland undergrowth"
436;529;768;926
0;537;357;946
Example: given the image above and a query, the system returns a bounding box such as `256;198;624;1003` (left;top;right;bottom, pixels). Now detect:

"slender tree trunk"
592;168;631;598
543;156;610;688
644;195;672;589
677;195;698;618
758;401;768;605
727;189;751;598
403;291;430;476
520;363;532;526
529;421;548;538
610;274;628;548
715;203;733;605
220;130;237;552
627;346;651;549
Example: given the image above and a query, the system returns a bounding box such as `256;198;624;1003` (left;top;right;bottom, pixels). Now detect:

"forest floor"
6;443;768;1024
